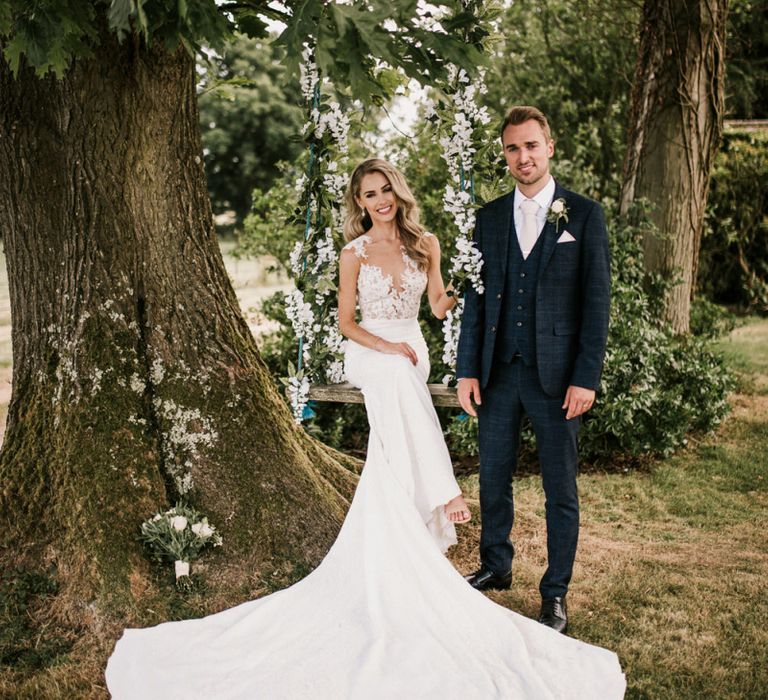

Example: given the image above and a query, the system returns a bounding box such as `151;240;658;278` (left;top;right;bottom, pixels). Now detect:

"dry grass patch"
3;319;767;698
448;319;768;699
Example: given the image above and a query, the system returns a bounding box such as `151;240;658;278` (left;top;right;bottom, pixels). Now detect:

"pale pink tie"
519;199;540;260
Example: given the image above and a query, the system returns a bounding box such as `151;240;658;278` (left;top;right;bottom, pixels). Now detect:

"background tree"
619;0;728;333
698;129;768;312
199;34;304;226
0;1;483;693
482;0;640;199
723;0;768;118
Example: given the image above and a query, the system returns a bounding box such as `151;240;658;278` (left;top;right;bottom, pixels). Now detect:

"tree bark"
620;0;727;333
0;28;357;655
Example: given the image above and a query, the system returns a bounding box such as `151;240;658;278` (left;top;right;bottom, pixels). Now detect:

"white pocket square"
557;231;576;243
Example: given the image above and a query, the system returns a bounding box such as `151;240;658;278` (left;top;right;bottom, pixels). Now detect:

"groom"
456;106;610;634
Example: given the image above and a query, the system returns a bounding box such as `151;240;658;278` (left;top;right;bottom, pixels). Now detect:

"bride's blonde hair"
343;158;430;271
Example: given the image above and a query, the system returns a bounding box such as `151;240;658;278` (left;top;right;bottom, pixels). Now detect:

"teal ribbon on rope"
459;163;476;203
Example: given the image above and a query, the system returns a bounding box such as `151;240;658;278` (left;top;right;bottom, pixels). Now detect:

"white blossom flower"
195;522;214;538
170;515;188;531
289;241;305;276
287;374;311;424
287;43;354;422
284;289;317;347
299;45;319;102
441;297;465;368
435;64;490;373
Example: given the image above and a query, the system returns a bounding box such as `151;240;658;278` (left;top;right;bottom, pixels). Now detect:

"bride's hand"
375;339;418;365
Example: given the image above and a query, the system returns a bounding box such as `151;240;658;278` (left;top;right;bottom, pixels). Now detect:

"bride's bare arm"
338;248;418;364
425;234;457;320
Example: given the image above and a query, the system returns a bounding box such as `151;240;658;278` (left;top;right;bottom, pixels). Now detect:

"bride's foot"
444;495;472;524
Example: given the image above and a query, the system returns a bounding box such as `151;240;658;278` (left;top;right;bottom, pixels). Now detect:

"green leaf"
233;12;269;40
178;33;195;59
135;0;149;37
3;34;25;76
276;0;322;74
0;3;12;36
108;0;134;41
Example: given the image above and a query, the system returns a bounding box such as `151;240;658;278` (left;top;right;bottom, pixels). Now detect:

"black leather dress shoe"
539;596;568;634
464;568;512;591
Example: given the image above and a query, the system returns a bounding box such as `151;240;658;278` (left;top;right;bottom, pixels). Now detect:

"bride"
105;158;626;699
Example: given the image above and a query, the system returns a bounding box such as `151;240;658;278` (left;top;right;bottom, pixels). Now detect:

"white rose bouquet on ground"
140;503;222;583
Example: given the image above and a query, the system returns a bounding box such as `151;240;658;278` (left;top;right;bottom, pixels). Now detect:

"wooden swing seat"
308;382;460;407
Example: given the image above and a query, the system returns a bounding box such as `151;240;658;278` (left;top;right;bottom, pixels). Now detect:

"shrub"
690;297;737;339
580;204;734;460
698;130;768;313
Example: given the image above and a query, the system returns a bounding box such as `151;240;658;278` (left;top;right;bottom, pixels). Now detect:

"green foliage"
482;0;639;200
278;0;487;104
239;164;304;271
689;297;737;339
580;203;734;460
2;0;485;107
725;0;768;119
445;413;479;457
0;568;72;669
699;130;768;313
1;0;233;77
2;1;99;78
198;35;303;224
107;0;234;53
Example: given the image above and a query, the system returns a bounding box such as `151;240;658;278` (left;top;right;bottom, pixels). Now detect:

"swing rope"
296;83;322;375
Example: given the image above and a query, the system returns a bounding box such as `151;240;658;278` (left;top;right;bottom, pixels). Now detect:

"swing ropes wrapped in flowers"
283;33;495;423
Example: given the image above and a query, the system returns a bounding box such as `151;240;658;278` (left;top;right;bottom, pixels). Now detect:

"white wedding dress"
105;233;626;699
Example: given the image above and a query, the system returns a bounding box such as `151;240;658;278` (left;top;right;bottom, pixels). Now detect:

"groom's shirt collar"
513;176;556;247
513;175;556;213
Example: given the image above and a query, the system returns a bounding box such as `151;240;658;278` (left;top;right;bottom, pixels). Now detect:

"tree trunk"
620;0;727;333
0;28;357;668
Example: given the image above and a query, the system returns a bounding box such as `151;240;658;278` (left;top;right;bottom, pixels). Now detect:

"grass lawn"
2;312;765;698
448;318;768;699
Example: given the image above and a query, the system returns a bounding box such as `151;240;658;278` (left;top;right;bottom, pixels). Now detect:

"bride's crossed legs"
345;332;472;525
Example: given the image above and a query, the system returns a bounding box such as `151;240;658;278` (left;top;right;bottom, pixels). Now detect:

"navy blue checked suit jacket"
456;181;611;398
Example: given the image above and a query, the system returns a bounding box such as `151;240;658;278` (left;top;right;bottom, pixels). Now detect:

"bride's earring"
360;207;372;231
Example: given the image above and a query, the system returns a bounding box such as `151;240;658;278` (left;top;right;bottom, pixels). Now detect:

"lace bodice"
344;233;431;320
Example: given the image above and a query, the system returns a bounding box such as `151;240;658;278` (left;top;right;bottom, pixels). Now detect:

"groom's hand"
562;385;595;420
458;378;482;417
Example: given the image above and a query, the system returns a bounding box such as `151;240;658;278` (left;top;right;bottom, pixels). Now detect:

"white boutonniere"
546;198;569;232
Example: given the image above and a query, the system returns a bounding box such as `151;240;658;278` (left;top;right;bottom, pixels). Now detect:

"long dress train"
105;233;626;698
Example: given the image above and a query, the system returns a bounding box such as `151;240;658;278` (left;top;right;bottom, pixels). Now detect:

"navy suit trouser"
477;357;580;599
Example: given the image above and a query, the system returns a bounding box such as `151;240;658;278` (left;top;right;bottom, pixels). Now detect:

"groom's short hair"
500;106;552;142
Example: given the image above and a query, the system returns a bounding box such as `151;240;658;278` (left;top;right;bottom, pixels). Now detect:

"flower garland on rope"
428;64;498;385
283;45;351;423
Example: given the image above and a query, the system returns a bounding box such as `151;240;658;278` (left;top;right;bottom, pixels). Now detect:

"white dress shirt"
513;176;555;256
455;177;557;382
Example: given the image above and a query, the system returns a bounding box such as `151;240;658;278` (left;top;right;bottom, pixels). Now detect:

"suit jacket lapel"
538;181;568;273
498;191;515;277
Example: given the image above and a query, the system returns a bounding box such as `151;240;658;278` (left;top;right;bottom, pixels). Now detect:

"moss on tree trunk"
0;28;358;685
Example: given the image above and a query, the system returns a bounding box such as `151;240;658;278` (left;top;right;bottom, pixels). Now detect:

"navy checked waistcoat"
496;231;543;365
